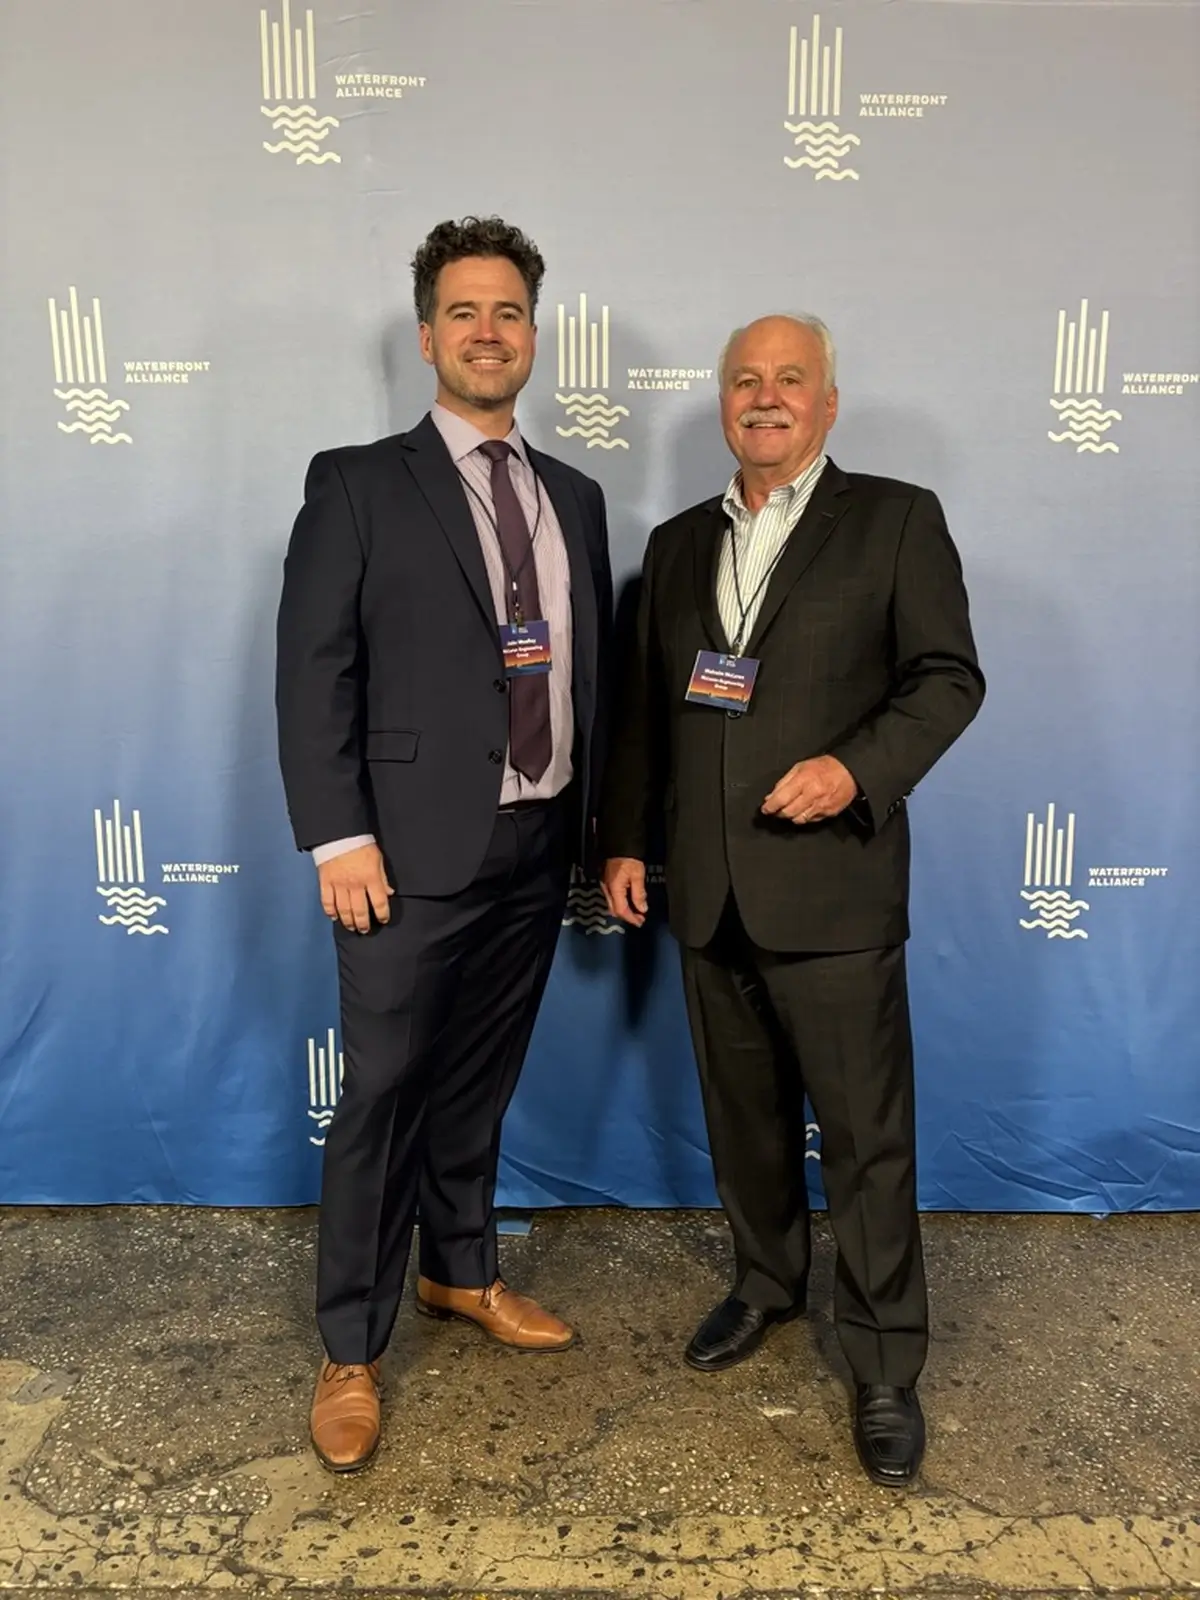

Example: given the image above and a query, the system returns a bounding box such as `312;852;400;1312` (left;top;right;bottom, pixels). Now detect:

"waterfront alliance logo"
555;295;629;450
783;15;948;181
307;1027;343;1145
258;0;426;166
259;1;339;164
49;290;131;444
1049;300;1120;454
1048;299;1197;455
553;295;714;450
49;287;210;444
1020;802;1168;940
95;800;167;935
1020;803;1088;939
91;801;239;936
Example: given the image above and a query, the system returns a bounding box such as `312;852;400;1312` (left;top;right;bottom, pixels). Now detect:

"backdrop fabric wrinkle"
0;0;1197;1212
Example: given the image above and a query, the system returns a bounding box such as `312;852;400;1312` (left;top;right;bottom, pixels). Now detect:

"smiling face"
720;317;838;494
419;254;537;423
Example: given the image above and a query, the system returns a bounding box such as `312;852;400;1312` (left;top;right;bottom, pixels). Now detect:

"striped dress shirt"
716;454;828;652
434;404;574;804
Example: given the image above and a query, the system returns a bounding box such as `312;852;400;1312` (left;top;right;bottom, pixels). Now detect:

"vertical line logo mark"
1019;803;1089;939
1049;300;1121;454
94;801;168;934
260;1;340;165
784;17;860;180
307;1027;344;1143
554;294;630;449
50;290;132;443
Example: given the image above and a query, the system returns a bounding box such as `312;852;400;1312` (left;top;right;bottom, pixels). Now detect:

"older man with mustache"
600;313;984;1486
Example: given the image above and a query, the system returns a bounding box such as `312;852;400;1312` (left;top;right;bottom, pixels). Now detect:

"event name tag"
685;649;760;712
499;620;552;676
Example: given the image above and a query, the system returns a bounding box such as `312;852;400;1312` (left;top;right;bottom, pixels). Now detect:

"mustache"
740;409;790;426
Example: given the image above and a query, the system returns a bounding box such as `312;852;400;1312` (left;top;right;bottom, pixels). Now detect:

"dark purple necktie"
478;439;551;783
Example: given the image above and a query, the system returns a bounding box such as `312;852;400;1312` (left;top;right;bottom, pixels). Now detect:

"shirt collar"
431;402;531;471
722;453;827;521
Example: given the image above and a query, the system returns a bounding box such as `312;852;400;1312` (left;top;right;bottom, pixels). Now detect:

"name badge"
685;649;760;712
499;619;552;676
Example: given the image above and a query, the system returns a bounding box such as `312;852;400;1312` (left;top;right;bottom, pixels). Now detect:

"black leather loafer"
684;1294;803;1372
853;1384;926;1486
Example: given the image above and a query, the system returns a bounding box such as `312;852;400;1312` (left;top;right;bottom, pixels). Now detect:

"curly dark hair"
411;216;546;325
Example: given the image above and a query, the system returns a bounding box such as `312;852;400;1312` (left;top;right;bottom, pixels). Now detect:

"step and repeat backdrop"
1;1;1197;1210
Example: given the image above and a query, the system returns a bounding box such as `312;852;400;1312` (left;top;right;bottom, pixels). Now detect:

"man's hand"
318;842;394;933
761;755;857;825
602;857;648;927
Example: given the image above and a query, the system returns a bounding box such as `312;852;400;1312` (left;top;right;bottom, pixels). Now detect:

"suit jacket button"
493;678;507;693
726;709;743;720
488;749;503;764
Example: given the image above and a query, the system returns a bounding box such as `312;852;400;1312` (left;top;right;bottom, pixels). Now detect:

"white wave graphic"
555;429;631;450
55;384;132;444
58;422;134;441
261;104;341;164
97;883;169;936
63;405;127;422
784;119;860;180
555;391;629;450
261;104;339;129
1048;396;1122;453
1019;889;1089;939
784;139;860;156
307;1108;335;1147
562;884;625;936
264;138;322;154
99;887;167;907
1049;399;1122;422
783;120;858;141
555;393;630;418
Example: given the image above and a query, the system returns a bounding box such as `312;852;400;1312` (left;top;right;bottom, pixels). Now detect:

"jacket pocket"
365;729;420;762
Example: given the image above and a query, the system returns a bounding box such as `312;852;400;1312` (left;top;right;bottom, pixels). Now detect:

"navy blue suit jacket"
276;413;613;895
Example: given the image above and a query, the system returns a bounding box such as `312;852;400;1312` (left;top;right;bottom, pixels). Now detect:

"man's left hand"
762;755;857;825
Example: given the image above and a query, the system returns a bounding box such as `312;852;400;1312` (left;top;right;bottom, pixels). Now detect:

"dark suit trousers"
316;800;569;1365
681;896;928;1386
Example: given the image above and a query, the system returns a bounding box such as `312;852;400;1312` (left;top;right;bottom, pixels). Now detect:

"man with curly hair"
277;217;613;1472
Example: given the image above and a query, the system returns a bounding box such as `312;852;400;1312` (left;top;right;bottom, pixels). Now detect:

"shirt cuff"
310;834;376;866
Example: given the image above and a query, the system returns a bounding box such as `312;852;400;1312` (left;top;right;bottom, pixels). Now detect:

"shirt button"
493;678;507;693
488;749;503;764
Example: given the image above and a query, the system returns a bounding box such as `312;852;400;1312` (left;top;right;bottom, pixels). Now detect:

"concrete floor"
0;1206;1196;1598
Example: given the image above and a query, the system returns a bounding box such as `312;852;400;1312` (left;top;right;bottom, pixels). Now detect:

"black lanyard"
459;466;546;625
728;521;789;655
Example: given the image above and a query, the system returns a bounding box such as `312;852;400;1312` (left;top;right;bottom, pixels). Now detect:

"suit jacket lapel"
691;499;729;651
398;413;496;631
743;459;852;657
528;446;597;694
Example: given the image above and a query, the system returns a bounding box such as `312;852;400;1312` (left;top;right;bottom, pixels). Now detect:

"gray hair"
718;313;838;392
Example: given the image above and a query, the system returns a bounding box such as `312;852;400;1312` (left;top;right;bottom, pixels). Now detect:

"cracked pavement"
0;1207;1196;1596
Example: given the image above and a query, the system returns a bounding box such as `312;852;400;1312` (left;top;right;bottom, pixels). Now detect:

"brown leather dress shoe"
310;1360;382;1473
416;1276;575;1351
